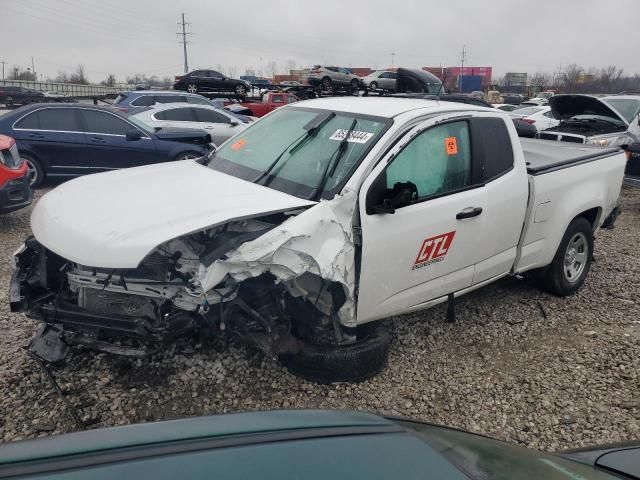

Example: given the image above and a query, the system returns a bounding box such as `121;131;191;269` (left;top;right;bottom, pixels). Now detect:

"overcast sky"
1;0;639;83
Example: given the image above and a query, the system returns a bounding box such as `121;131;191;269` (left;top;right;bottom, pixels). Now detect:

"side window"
81;110;130;135
154;95;187;104
469;117;514;182
287;95;298;104
389;72;397;79
271;95;285;104
131;95;156;107
385;121;471;200
15;111;41;129
37;109;81;132
186;96;210;105
194;108;230;123
161;108;198;122
543;111;554;118
209;71;223;78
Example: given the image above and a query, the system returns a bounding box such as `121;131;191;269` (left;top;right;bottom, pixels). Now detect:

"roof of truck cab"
291;96;494;118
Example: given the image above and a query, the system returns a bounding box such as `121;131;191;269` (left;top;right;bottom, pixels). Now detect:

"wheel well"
575;207;601;230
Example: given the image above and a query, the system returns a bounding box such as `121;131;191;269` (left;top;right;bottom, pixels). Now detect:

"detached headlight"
586;138;611;147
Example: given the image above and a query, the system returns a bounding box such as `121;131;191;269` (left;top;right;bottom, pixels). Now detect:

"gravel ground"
1;185;639;450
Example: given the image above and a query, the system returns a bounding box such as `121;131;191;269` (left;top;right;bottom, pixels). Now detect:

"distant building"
423;66;493;91
350;67;374;77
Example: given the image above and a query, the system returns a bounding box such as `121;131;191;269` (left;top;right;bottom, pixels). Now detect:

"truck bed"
521;138;620;175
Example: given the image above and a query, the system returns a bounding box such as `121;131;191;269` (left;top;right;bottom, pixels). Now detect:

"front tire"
281;324;391;384
175;152;201;161
22;154;44;187
235;83;247;96
537;217;594;296
369;81;378;91
186;83;198;94
321;77;332;91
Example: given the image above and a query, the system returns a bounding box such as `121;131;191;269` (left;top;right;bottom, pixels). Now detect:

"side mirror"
625;143;640;155
230;120;239;126
367;180;418;214
126;128;143;141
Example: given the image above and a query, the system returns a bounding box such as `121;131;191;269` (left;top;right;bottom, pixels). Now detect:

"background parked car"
493;103;519;112
111;90;213;114
0;86;45;108
361;70;398;93
0;104;213;186
173;70;251;96
228;91;300;118
307;65;361;92
509;105;559;131
279;80;302;86
0;409;636;480
131;103;248;146
0;134;31;214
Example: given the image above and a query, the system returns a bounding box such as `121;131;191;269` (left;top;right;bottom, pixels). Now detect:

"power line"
177;13;192;74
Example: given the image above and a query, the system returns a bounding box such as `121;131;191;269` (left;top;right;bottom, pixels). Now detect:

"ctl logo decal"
412;231;456;271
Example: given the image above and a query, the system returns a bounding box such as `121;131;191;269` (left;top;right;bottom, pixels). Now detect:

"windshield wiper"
306;117;358;200
252;111;336;185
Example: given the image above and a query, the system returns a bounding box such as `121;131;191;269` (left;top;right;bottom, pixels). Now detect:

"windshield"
602;98;640;123
401;421;618;480
127;115;154;134
513;106;543;116
208;107;390;199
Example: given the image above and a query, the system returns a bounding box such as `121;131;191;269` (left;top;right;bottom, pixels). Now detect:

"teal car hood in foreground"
0;410;629;480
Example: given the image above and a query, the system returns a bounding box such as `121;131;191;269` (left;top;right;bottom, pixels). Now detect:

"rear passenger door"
467;114;528;285
12;107;90;176
78;109;159;170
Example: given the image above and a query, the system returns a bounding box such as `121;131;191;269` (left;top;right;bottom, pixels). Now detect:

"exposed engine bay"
543;115;627;137
11;193;360;365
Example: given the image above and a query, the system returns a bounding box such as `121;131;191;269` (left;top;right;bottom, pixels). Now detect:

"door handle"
28;133;44;139
456;207;483;220
90;136;106;143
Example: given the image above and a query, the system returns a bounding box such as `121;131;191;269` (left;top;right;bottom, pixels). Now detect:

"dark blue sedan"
0;103;214;186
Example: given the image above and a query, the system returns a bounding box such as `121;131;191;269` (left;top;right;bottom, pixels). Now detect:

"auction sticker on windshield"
329;129;374;144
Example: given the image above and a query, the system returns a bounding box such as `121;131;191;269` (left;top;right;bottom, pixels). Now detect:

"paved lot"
0;184;638;450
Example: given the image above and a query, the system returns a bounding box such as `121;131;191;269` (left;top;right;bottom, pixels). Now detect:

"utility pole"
31;56;35;78
458;44;467;91
0;61;6;80
391;52;395;69
177;13;192;74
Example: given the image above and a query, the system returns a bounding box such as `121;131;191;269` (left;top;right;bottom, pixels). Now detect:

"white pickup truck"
10;97;626;383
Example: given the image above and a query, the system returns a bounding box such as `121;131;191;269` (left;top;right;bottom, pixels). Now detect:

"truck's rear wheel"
281;324;391;384
537;217;593;296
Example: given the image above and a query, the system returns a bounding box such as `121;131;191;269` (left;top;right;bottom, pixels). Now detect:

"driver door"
357;116;486;322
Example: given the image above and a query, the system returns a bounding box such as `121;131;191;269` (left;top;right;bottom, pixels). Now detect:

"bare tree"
101;74;117;86
265;61;277;79
529;71;552;88
8;66;36;81
69;64;88;84
227;66;237;79
562;64;583;91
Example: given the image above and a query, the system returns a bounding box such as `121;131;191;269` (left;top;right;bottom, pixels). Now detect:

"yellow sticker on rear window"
445;137;458;155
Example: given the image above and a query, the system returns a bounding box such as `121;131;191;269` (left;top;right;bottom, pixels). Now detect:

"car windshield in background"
208;107;390;199
127;115;154;134
400;421;618;480
603;98;640;123
513;106;543;116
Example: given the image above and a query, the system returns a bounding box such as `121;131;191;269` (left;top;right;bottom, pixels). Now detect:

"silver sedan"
361;71;397;92
130;103;248;147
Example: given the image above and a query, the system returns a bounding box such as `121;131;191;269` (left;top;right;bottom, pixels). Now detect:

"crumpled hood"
550;95;628;124
31;161;315;268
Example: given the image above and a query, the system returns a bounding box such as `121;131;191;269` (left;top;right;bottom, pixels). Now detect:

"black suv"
173;70;251;96
0;86;45;107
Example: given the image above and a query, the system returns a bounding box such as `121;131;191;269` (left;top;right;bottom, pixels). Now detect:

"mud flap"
28;326;69;364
